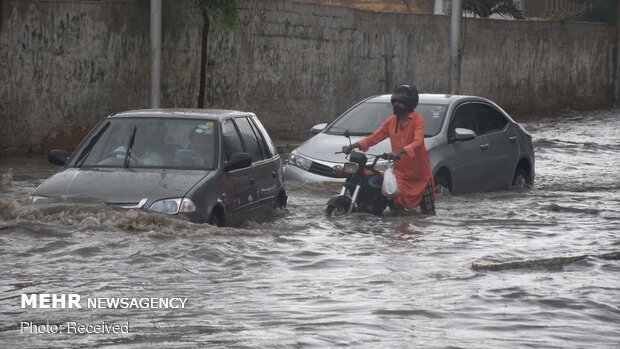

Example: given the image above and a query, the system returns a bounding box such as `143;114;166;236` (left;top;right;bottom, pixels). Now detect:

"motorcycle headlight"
149;198;196;214
343;162;359;175
288;150;312;171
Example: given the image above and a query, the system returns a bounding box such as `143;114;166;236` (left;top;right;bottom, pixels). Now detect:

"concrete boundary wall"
0;0;615;155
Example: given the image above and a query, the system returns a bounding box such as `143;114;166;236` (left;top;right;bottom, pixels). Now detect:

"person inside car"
139;126;170;166
175;127;213;168
341;84;436;215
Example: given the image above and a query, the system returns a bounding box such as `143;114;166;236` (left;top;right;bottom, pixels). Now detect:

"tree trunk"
197;8;210;108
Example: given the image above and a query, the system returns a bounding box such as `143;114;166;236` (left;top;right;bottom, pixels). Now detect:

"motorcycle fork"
349;185;361;213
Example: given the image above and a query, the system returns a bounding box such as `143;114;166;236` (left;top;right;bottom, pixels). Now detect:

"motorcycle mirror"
343;129;353;149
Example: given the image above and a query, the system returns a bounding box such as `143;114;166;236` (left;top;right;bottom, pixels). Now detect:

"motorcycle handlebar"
334;151;399;161
380;153;400;161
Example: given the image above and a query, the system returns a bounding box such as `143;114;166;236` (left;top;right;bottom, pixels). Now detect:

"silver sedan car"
284;94;534;194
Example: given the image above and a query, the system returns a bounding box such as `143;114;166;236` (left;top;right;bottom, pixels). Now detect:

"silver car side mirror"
310;123;328;134
452;128;476;142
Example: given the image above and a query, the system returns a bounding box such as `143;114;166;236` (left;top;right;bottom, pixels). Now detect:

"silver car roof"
367;93;486;105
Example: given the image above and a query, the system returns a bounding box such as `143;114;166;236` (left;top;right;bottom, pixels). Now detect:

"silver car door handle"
508;136;517;143
480;144;489;150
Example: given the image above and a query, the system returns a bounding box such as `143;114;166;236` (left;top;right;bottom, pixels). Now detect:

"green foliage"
544;11;581;22
463;0;524;19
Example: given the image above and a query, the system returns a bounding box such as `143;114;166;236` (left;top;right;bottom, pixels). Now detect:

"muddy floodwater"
1;109;619;348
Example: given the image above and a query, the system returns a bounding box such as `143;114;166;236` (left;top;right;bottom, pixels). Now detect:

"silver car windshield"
75;118;217;170
325;102;447;137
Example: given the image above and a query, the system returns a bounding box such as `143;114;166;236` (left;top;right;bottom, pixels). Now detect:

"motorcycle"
325;131;396;217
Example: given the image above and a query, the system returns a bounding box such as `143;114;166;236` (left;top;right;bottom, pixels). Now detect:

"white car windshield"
75;118;217;170
325;102;447;137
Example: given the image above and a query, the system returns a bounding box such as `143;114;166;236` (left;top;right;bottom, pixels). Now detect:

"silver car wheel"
434;175;451;196
512;168;530;189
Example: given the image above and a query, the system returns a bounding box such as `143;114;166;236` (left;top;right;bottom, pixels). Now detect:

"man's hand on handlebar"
383;150;402;161
341;143;359;155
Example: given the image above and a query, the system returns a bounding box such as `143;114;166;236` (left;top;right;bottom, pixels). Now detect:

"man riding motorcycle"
341;84;436;215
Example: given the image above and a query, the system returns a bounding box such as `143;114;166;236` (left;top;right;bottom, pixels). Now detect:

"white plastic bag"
381;160;399;199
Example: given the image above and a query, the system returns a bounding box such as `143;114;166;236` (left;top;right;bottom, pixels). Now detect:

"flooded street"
1;109;619;348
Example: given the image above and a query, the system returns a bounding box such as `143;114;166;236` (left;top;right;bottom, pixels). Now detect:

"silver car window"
451;104;478;134
325;101;447;137
469;103;509;135
326;101;393;136
417;104;448;136
451;102;509;136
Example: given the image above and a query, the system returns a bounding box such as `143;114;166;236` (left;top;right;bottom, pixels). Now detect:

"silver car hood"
33;168;210;205
295;133;389;164
295;132;436;164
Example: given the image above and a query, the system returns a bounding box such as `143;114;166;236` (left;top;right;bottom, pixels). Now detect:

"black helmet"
390;84;419;111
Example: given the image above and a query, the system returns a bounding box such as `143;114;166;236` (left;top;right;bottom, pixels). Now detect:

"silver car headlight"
288;150;312;171
149;198;196;214
30;195;50;204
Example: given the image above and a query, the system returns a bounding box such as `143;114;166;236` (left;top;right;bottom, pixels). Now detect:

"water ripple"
1;110;620;348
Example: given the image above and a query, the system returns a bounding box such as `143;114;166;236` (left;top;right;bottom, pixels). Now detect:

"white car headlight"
149;198;196;214
288;150;312;171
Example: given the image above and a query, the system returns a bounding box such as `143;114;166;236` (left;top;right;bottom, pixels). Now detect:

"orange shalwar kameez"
357;112;434;209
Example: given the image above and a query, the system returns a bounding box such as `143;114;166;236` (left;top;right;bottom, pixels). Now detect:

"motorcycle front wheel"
325;196;353;217
325;202;350;217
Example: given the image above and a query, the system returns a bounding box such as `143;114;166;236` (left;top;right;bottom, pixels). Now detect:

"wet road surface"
0;109;619;348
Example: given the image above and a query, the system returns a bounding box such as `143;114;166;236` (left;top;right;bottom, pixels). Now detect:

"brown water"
1;109;619;348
